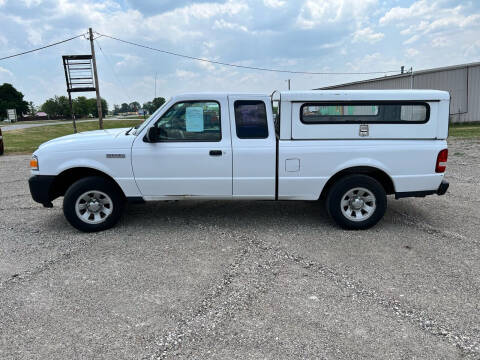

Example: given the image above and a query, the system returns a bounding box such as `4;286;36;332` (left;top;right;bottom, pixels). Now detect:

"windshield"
132;98;171;135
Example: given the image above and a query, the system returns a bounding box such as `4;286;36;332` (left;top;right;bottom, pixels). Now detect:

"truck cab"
29;90;449;232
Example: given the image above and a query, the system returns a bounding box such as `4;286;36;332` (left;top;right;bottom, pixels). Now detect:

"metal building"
318;62;480;123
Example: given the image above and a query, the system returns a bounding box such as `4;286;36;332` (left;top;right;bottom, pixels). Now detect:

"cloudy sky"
0;0;479;108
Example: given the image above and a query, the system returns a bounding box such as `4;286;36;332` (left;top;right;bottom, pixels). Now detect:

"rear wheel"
326;174;387;230
63;176;125;232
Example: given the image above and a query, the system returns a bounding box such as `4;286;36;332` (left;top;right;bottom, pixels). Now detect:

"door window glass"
155;101;221;141
234;100;268;139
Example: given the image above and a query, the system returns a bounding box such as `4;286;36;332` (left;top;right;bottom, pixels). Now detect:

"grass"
3;119;143;154
448;122;480;138
0;120;64;127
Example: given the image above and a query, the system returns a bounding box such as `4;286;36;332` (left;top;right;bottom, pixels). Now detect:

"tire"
326;174;387;230
63;176;125;232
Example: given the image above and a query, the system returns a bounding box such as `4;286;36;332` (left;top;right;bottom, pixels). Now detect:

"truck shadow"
42;197;430;234
121;200;332;231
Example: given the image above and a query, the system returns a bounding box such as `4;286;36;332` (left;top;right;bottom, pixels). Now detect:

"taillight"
436;149;448;173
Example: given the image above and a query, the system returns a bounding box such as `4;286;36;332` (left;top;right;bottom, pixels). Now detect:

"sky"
0;0;479;109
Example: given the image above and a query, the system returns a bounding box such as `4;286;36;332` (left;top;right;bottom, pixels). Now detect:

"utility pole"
286;79;291;90
154;72;158;99
89;27;103;129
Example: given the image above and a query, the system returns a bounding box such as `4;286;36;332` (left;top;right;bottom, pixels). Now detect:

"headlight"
30;155;39;170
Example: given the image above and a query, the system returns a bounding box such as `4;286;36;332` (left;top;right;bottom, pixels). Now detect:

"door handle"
209;150;222;156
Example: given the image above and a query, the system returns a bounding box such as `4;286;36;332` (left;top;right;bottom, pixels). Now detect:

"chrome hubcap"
75;191;113;224
340;187;376;222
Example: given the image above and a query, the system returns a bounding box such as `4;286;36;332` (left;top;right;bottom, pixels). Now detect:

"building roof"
318;61;480;90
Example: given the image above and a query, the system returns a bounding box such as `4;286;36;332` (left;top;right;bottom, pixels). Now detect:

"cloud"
263;0;286;8
405;48;420;57
379;0;436;25
380;0;480;36
213;19;249;32
0;66;14;81
175;69;198;79
352;27;384;43
115;54;142;69
296;0;377;29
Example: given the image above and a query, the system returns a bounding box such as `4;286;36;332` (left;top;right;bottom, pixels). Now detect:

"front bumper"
395;179;449;199
28;175;55;207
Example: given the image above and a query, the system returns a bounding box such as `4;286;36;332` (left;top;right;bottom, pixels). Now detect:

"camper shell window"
300;101;430;124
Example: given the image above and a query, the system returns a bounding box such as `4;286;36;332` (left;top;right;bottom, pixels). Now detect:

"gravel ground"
0;139;478;359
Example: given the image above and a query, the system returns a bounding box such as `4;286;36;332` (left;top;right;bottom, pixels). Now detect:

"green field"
448;123;480;138
3;120;143;154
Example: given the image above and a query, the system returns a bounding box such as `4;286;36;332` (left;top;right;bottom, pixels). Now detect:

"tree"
87;98;108;117
28;101;37;116
143;97;166;115
57;96;71;117
41;98;60;118
40;96;72;119
142;101;154;114
152;97;166;111
129;101;140;112
112;104;120;115
73;96;89;118
0;83;29;119
120;103;129;113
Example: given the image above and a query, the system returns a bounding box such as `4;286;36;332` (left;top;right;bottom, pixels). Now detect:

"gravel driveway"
0;139;479;359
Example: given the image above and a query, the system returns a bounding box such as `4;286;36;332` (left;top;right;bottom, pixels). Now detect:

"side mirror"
145;127;159;143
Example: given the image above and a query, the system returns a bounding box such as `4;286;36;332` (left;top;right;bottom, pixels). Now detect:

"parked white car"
29;90;449;232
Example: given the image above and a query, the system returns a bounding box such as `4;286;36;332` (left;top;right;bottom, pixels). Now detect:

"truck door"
228;95;276;199
131;97;232;198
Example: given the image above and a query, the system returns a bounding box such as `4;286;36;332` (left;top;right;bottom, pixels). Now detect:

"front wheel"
326;175;387;230
63;176;125;232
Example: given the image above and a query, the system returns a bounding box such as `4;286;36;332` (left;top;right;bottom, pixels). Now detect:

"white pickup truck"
29;90;449;232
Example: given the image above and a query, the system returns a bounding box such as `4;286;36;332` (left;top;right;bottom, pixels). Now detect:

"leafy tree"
73;96;89;118
41;98;60;118
28;101;37;116
152;97;166;111
120;103;129;113
57;96;71;117
112;104;120;115
40;95;107;119
0;83;29;118
87;98;108;117
129;101;140;112
143;97;166;114
40;96;71;118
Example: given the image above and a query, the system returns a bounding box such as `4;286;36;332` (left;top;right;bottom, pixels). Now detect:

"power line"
0;34;86;61
95;32;400;76
95;38;135;104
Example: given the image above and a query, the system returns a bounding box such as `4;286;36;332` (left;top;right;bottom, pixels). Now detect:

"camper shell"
278;90;450;140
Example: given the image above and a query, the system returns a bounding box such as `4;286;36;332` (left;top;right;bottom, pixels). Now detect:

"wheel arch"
50;167;126;201
319;166;395;200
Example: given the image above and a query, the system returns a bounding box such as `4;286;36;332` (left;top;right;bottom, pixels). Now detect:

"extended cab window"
301;102;429;124
234;100;268;139
154;101;221;141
